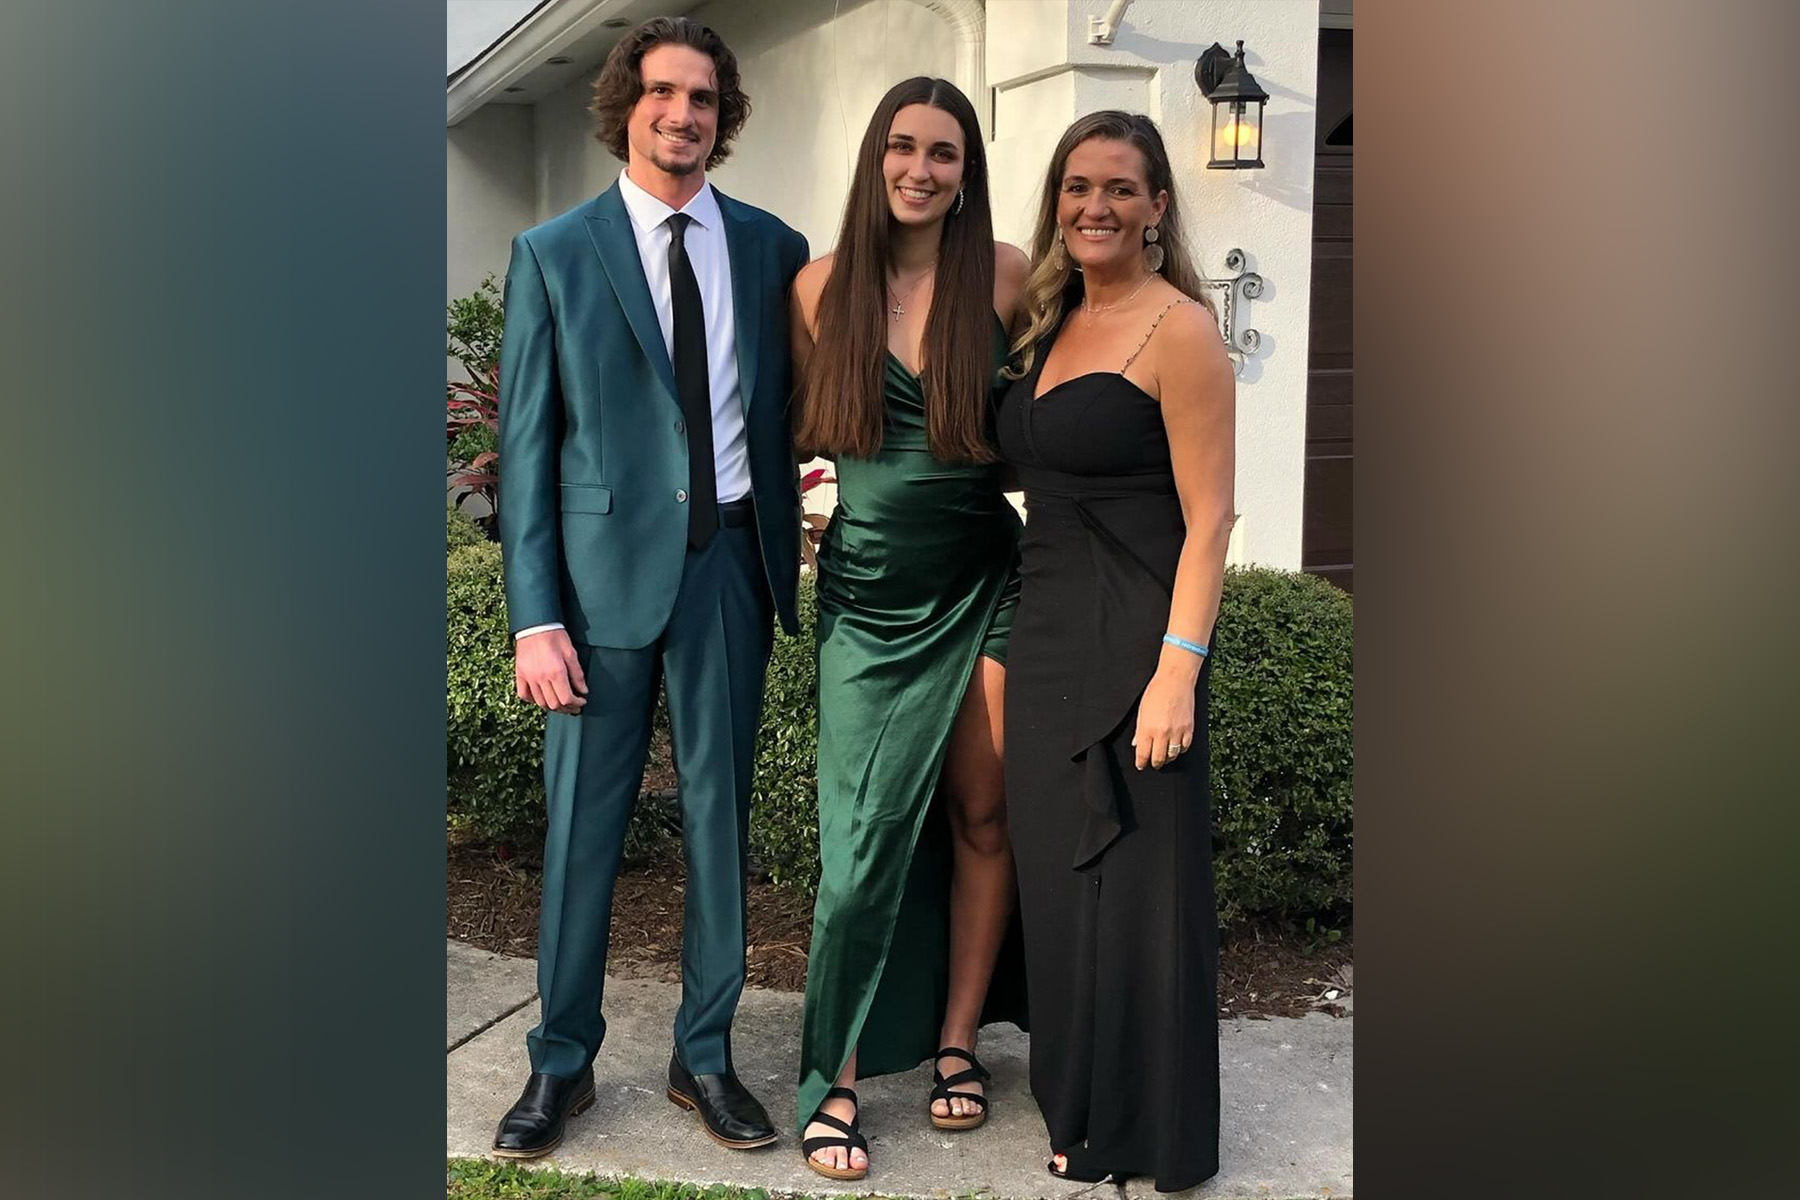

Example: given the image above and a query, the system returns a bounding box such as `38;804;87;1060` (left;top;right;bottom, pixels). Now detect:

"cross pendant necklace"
886;262;936;322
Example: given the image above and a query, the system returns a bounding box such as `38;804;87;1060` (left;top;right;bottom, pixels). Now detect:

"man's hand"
515;628;588;715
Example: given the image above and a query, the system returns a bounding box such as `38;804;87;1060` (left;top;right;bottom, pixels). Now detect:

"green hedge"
447;544;545;842
445;544;813;874
447;504;486;551
446;560;1351;926
1209;566;1354;925
746;580;820;888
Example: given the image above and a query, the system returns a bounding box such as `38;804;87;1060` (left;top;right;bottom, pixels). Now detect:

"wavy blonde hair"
1005;111;1214;379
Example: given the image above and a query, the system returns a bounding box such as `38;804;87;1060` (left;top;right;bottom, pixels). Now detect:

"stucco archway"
901;0;986;135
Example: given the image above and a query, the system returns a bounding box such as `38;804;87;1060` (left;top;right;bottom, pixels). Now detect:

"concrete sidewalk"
447;940;1352;1199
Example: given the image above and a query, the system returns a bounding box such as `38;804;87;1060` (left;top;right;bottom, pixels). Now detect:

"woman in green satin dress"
787;77;1031;1182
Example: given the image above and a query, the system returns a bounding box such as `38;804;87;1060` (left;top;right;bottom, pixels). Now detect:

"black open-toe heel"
1047;1147;1123;1183
929;1046;991;1130
802;1086;869;1181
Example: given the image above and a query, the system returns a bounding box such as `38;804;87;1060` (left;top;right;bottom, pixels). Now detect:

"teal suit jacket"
497;182;810;648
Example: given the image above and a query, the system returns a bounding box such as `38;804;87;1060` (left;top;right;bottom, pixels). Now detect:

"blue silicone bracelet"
1162;633;1209;658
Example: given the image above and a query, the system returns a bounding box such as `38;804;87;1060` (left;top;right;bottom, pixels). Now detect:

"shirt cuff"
514;623;565;640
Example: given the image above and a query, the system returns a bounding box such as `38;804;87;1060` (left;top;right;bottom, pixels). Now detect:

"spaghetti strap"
1121;299;1199;372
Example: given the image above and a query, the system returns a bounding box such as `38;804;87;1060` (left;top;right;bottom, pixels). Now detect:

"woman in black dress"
994;111;1236;1191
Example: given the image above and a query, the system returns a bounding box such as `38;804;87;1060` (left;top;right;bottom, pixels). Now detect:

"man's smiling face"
625;44;719;178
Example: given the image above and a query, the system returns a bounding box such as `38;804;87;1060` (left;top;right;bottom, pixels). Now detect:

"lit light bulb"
1213;110;1258;161
1213;119;1241;158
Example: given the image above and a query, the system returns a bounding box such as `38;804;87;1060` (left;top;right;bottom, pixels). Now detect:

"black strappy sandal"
928;1046;991;1131
802;1086;869;1181
1047;1147;1123;1183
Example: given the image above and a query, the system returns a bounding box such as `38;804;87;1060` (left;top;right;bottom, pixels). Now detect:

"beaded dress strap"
1121;299;1200;372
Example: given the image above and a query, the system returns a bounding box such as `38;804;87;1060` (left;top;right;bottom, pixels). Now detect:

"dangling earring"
1143;224;1165;273
1051;229;1067;269
953;187;965;216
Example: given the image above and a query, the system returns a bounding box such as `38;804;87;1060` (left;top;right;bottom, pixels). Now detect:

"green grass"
443;1158;1000;1200
446;1162;797;1200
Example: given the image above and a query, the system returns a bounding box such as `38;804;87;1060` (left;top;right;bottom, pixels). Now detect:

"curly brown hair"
589;16;750;172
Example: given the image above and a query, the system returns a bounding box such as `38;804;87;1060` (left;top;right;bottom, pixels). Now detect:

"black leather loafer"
492;1068;596;1159
666;1050;777;1149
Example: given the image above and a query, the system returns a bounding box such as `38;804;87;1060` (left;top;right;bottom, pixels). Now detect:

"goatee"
651;151;700;176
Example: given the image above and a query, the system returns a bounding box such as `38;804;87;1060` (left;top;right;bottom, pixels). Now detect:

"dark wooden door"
1304;27;1353;591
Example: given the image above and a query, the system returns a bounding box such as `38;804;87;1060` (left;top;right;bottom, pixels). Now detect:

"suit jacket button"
674;419;685;434
675;489;688;503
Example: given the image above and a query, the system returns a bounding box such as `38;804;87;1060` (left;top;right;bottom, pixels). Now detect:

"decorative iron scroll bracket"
1200;248;1264;371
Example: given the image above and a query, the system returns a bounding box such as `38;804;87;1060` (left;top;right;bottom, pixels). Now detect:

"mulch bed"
449;840;1352;1018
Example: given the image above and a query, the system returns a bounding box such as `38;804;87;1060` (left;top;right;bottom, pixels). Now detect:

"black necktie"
666;212;717;549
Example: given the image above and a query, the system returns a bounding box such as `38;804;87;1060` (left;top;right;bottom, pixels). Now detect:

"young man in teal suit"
491;16;808;1158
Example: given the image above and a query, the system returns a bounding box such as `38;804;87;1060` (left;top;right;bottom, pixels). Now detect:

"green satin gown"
796;333;1026;1132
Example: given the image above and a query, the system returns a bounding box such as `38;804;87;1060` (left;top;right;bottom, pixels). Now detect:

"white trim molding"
448;0;637;127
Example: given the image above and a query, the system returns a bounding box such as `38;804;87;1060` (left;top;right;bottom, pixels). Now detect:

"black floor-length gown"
994;321;1220;1191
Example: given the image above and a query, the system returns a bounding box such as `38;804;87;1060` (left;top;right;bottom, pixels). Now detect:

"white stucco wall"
987;0;1320;570
532;67;613;222
447;103;537;303
446;0;1319;566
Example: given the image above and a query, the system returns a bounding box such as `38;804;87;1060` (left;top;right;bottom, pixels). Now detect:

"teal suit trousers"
527;519;772;1079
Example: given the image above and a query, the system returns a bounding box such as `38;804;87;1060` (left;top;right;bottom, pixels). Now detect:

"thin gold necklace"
1081;271;1155;315
887;262;936;321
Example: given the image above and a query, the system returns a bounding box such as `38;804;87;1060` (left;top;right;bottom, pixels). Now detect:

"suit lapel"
583;184;679;407
718;191;762;416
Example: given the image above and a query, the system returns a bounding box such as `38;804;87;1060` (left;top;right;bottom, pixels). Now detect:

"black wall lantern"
1196;40;1268;169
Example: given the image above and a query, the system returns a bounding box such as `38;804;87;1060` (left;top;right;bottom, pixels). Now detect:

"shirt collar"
617;169;720;237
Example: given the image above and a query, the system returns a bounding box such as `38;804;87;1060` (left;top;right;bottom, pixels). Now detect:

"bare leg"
805;1049;868;1173
933;655;1013;1119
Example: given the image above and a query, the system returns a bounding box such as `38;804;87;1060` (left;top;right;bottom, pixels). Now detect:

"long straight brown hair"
794;77;996;463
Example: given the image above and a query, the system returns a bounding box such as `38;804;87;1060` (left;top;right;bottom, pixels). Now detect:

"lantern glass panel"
1240;102;1263;162
1212;104;1242;164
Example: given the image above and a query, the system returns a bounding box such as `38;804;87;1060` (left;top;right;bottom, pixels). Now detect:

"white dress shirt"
517;171;750;643
617;170;750;503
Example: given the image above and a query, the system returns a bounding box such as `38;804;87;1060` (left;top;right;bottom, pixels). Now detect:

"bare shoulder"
995;241;1031;285
994;242;1031;326
1159;294;1227;358
794;252;835;298
1154;294;1233;395
792;252;836;326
